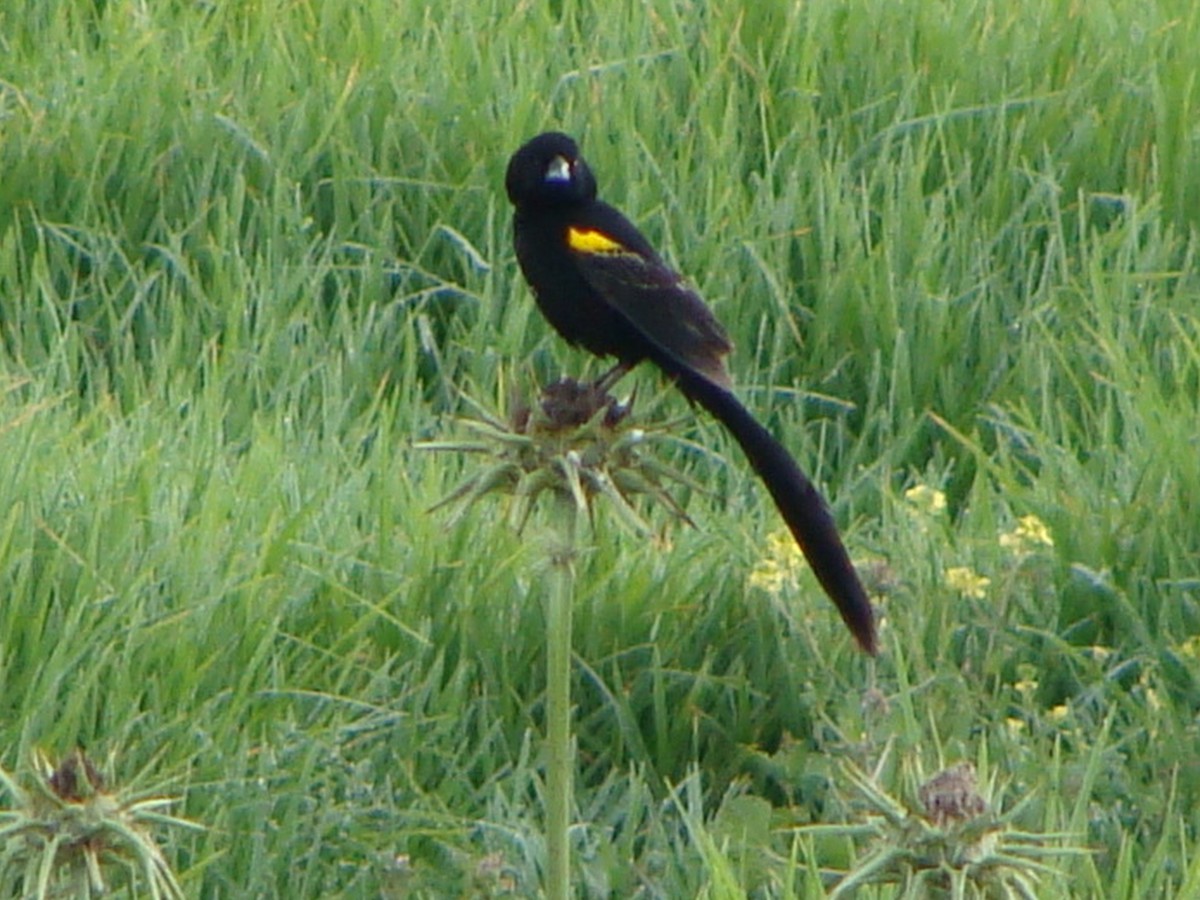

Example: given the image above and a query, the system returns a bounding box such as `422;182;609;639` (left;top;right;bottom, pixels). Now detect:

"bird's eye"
544;155;572;183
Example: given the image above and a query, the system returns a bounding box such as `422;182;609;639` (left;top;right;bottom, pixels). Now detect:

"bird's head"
506;131;598;208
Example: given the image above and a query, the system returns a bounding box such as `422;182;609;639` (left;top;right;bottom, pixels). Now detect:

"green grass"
2;0;1199;895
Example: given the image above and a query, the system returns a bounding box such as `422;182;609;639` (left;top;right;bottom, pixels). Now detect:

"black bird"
505;132;876;655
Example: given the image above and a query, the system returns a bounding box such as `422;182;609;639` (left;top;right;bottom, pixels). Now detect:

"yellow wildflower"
1087;645;1113;665
1144;687;1162;713
904;485;947;516
944;566;991;599
1013;662;1039;698
1139;672;1163;713
765;528;805;566
748;558;789;593
1014;678;1038;698
1177;636;1200;660
748;529;805;594
999;515;1054;555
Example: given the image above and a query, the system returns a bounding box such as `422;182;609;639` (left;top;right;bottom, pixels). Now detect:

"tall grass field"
2;0;1199;896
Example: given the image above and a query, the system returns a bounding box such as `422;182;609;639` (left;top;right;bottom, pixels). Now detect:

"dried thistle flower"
918;762;988;827
421;375;702;536
0;748;199;899
812;750;1089;899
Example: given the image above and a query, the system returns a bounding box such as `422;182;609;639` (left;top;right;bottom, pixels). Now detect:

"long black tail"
673;366;877;655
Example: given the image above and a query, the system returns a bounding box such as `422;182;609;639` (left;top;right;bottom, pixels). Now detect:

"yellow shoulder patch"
567;227;630;255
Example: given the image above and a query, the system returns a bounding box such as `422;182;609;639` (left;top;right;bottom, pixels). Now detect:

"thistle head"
423;374;701;537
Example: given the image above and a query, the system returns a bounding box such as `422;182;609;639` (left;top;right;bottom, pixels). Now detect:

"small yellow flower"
944;566;991;599
1139;672;1163;713
1144;687;1162;713
1177;636;1200;660
765;528;805;566
999;515;1054;555
748;529;806;594
748;558;789;593
1005;717;1026;736
1087;645;1113;665
1048;705;1069;722
1014;678;1038;698
1013;663;1039;698
904;485;947;516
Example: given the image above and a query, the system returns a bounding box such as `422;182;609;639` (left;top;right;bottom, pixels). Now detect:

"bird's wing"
564;216;733;388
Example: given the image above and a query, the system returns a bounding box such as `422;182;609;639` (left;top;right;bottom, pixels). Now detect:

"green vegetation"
2;0;1198;895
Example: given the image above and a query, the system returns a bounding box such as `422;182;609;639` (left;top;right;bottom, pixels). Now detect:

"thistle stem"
545;493;579;900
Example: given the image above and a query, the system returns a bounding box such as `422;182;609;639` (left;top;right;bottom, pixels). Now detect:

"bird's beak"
545;155;572;183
